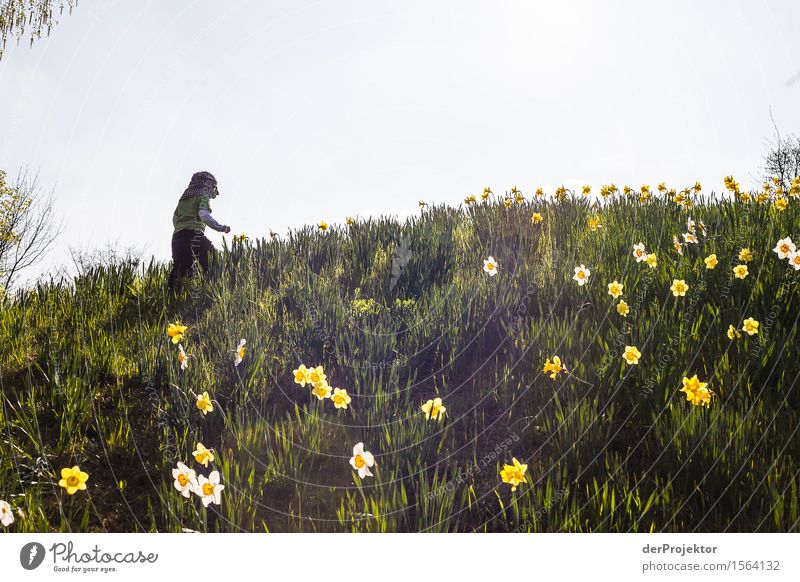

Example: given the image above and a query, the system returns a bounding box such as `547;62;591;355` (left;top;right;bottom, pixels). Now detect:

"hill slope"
1;190;799;532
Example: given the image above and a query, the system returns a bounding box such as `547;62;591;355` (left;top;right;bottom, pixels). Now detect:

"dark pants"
168;229;215;290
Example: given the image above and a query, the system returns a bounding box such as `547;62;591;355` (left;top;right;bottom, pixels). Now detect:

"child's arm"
198;196;231;232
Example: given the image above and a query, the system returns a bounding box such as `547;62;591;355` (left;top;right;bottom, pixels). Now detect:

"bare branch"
0;167;62;290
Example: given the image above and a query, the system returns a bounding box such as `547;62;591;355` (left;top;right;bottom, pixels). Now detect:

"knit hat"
180;171;218;200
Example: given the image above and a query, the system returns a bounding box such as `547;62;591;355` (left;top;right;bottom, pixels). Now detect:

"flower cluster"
293;364;351;409
172;458;224;507
680;375;713;407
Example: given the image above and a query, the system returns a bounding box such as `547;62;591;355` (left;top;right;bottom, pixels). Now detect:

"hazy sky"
0;0;798;282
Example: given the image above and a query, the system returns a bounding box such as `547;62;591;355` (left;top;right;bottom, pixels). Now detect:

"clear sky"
0;0;798;283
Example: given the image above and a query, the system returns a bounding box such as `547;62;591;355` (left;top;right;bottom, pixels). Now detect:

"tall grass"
1;192;798;532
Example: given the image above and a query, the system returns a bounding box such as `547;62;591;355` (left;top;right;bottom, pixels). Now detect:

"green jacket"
173;195;217;233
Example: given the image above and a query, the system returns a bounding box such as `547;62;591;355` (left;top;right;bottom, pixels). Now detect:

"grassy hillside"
1;186;799;532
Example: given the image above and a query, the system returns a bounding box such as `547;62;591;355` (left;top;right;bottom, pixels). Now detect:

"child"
167;171;231;290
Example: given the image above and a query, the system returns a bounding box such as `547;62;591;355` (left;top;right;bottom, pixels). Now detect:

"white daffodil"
773;237;796;260
233;338;246;366
172;462;198;498
196;471;224;507
686;217;696;234
349;442;375;479
572;264;591;286
177;344;189;371
483;256;499;276
0;500;14;527
682;232;698;244
788;250;800;271
673;235;684;255
632;243;647;262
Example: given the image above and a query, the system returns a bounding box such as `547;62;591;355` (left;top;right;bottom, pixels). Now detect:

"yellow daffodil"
167;322;188;344
514;192;525;204
293;364;310;387
617;300;630;317
646;253;658;268
419;200;427;208
790;177;800;197
704;254;718;269
724;175;738;192
680;375;712;407
312;381;332;400
582;185;591;196
727;325;741;340
346;216;355;226
196;391;214;415
535;187;544;197
318;221;329;231
623;345;641;365
482;187;492;200
588;216;602;231
483;256;499;276
738;248;753;262
307;365;327;386
531;212;543;224
332;387;351;409
607;280;623;299
193;442;214;467
670;279;689;297
500;457;528;492
421;397;446;421
503;197;512;208
543;356;565;380
58;466;89;495
733;264;749;279
464;194;477;206
742;317;759;335
775;197;788;211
